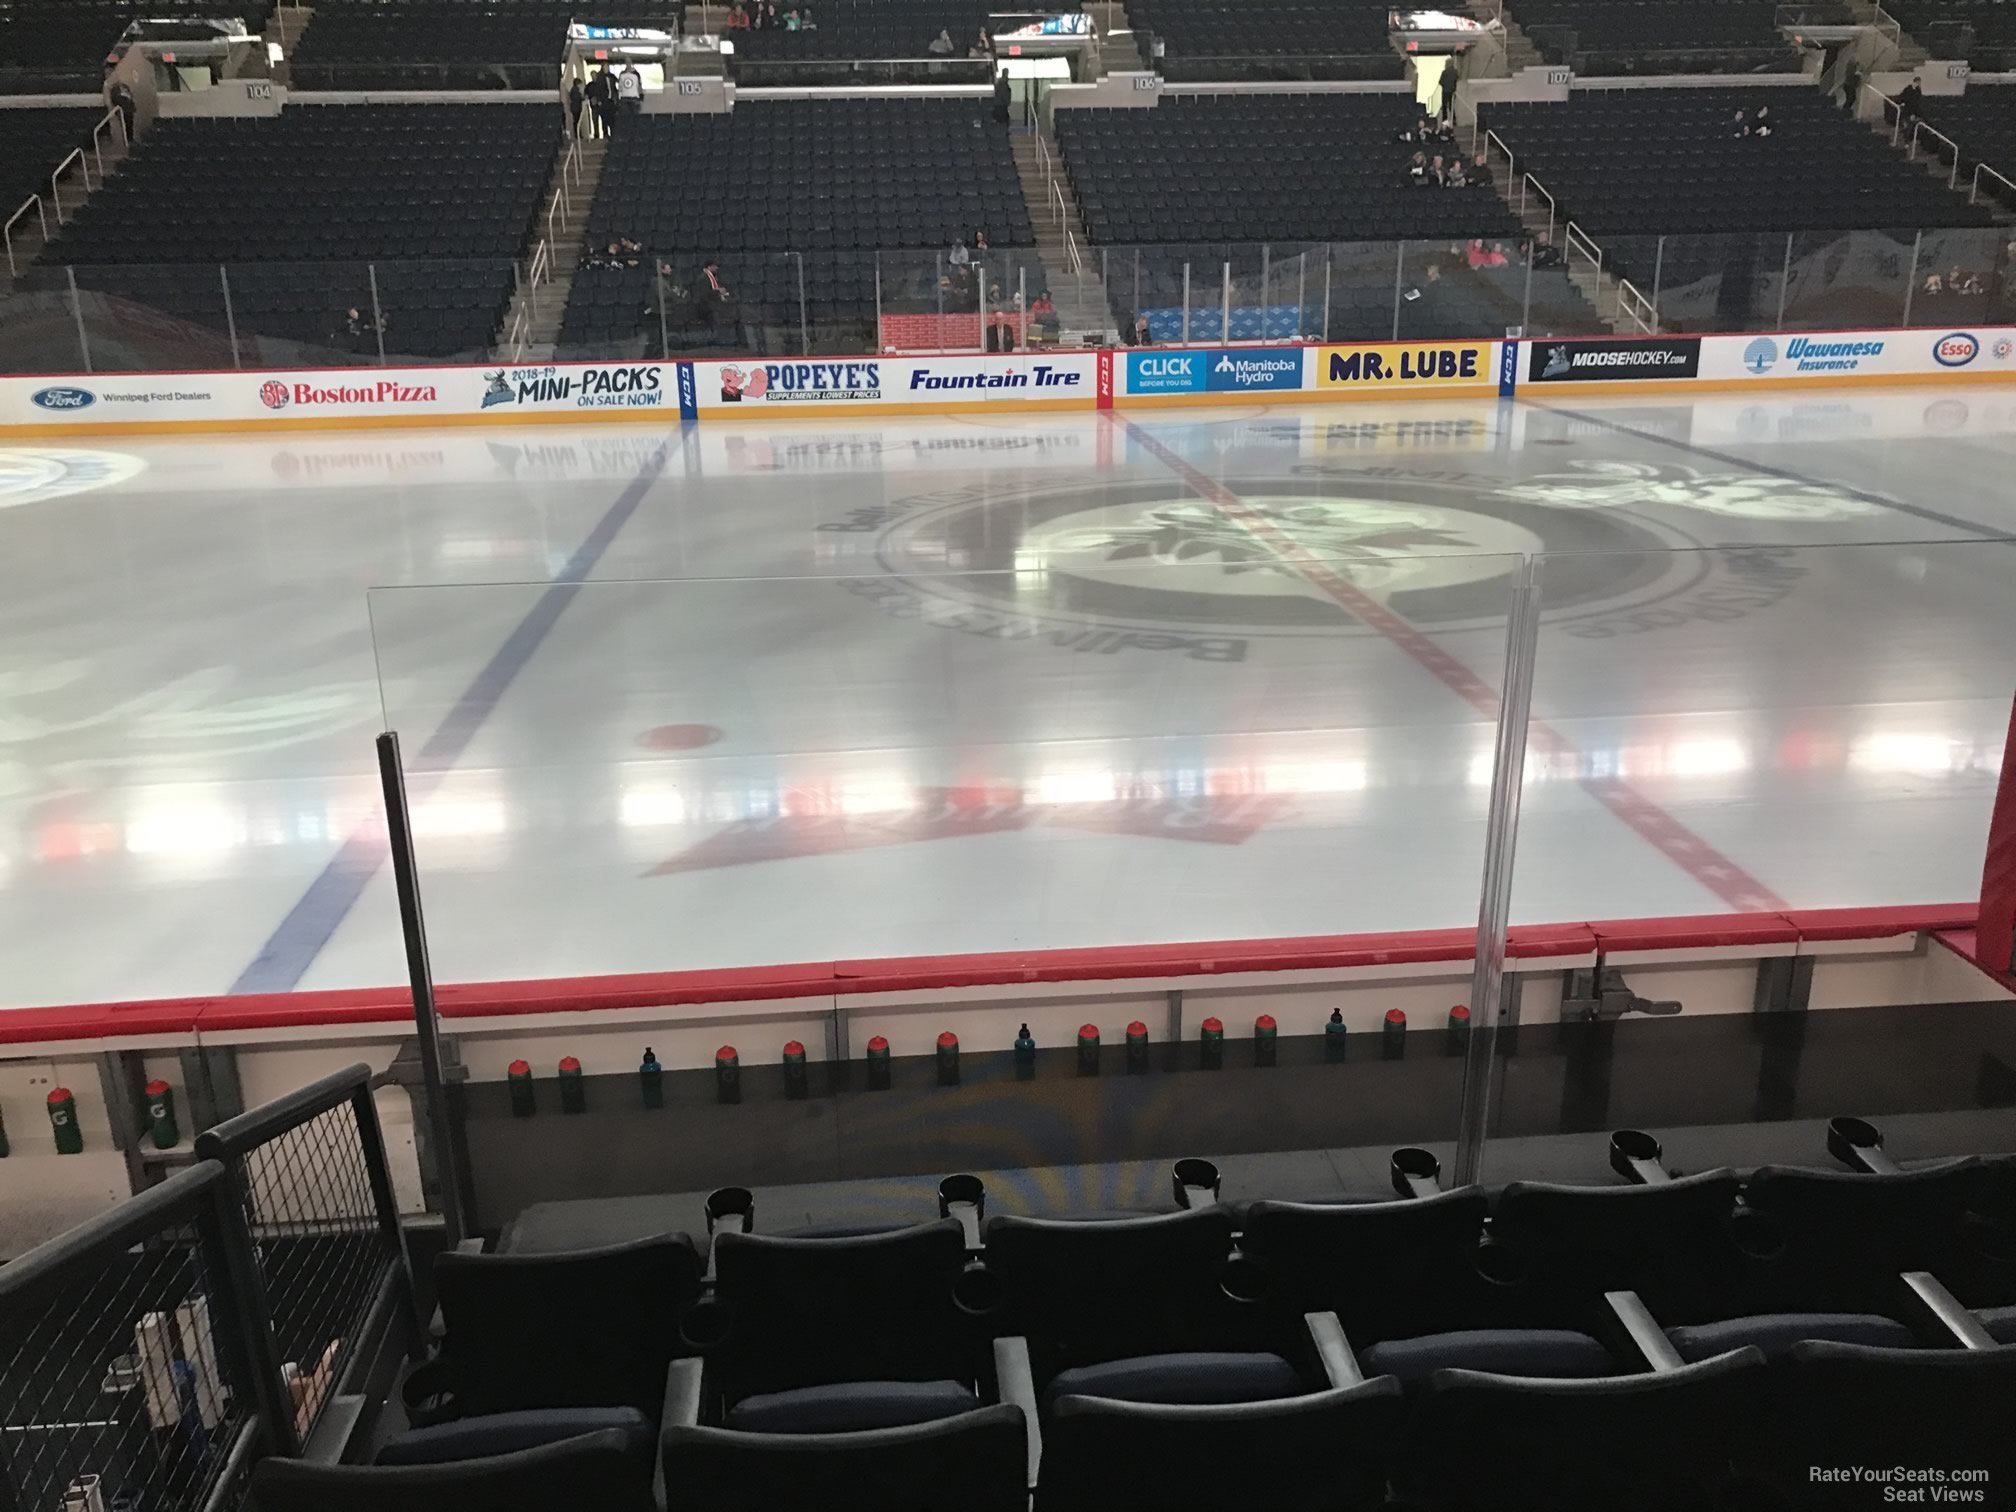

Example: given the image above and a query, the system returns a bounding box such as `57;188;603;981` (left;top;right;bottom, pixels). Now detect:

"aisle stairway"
4;120;132;285
1479;146;1633;332
1012;123;1119;340
497;133;607;360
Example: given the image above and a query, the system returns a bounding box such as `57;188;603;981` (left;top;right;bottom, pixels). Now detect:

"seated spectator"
784;7;801;27
968;30;991;57
1029;291;1058;340
725;7;749;26
1127;313;1154;345
973;228;991;252
1532;231;1563;268
1487;241;1510;266
1731;108;1751;138
1753;105;1773;137
1445;156;1468;189
948;236;971;268
1429;153;1448;187
1429;115;1455;143
1470;148;1490;185
1922;271;1944;294
1408;150;1430;186
929;28;955;53
1899;80;1923;130
800;7;816;26
1395;109;1430;144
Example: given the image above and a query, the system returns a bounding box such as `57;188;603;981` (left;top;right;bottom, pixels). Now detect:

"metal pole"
375;730;468;1249
1260;243;1271;339
1521;241;1533;331
1392;242;1405;341
196;1178;301;1460
1651;236;1665;330
1901;230;1921;327
349;1084;426;1353
1017;265;1027;352
1450;557;1544;1189
67;265;92;372
1181;261;1191;344
656;262;670;360
1219;258;1230;343
1775;232;1793;329
936;252;946;355
220;265;242;369
873;255;883;352
796;251;808;355
977;263;988;352
368;262;388;366
1322;248;1331;340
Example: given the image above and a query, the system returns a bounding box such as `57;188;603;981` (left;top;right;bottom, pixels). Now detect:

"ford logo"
31;387;96;410
1933;332;1979;368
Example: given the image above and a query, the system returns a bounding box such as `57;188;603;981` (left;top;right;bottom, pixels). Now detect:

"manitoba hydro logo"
840;468;1807;661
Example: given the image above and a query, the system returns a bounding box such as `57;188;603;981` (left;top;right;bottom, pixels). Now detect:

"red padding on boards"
1977;693;2016;976
1590;913;1802;953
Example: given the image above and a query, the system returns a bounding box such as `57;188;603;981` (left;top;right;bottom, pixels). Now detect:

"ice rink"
3;385;2014;1010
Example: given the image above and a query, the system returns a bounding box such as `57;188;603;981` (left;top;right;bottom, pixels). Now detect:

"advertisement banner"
1526;337;1701;383
695;354;1098;411
1123;348;1308;396
1695;327;2016;384
1314;342;1497;392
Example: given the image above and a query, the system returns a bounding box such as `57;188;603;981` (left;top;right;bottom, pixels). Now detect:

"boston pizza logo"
258;381;291;410
835;465;1833;661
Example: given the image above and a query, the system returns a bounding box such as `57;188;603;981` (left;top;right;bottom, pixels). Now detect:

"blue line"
1531;401;2012;541
229;425;687;995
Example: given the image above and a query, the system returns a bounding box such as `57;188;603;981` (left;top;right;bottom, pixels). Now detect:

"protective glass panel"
1492;539;2016;1182
371;550;1520;1221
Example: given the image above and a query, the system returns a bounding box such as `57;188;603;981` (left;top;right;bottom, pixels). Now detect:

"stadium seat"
0;108;103;217
246;1427;657;1512
1505;0;1799;74
408;1234;704;1429
660;1399;1028;1512
1391;1347;1770;1512
1127;0;1398;81
1034;1379;1406;1512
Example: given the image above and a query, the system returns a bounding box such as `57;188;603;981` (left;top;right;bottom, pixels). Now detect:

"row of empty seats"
1505;0;1802;74
247;1121;2015;1511
35;105;558;360
1887;0;2016;68
0;106;102;217
1129;0;1399;81
563;99;1032;348
0;0;276;94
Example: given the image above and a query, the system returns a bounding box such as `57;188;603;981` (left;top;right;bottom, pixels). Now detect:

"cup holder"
1173;1158;1222;1209
705;1186;755;1236
1826;1116;1883;1171
938;1173;985;1221
1608;1129;1666;1184
1390;1148;1441;1198
1220;1252;1264;1306
1472;1235;1530;1288
679;1296;735;1352
951;1262;1006;1317
1727;1205;1784;1262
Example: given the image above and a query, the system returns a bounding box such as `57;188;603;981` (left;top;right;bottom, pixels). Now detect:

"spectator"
976;27;992;53
948;236;971;268
1128;313;1155;345
1730;108;1750;138
567;76;585;136
973;228;990;252
1429;153;1447;187
1395;109;1427;144
1470;148;1490;184
993;71;1011;124
800;7;817;26
1898;80;1923;131
341;305;385;355
929;28;955;53
751;0;767;25
1408;150;1430;186
1444;156;1467;189
616;62;644;124
1753;105;1773;137
1841;60;1861;113
1922;271;1943;294
109;79;137;143
1439;56;1459;122
725;4;749;24
763;2;780;25
1532;231;1562;268
1429;115;1455;143
1029;291;1059;340
784;8;801;27
587;65;615;137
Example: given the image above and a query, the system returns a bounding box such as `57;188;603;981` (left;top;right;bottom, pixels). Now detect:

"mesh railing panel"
231;1097;386;1444
0;1202;253;1512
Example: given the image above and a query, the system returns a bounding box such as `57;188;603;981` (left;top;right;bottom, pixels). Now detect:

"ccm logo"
1934;333;1979;367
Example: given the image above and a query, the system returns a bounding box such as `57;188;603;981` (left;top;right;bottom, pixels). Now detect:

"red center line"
1113;415;1788;913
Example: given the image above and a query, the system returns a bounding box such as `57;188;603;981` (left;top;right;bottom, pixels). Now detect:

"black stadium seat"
1127;0;1398;81
1505;0;1800;75
247;1429;656;1512
0;107;102;217
0;0;277;94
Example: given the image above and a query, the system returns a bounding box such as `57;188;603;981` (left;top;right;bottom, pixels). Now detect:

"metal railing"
1617;275;1657;333
1525;171;1558;240
1972;159;2016;206
193;1063;417;1453
1051;178;1069;230
1905;117;1963;188
0;1165;278;1512
93;106;128;175
1564;220;1604;284
49;148;90;222
1871;1;1903;45
1064;226;1084;277
3;195;47;279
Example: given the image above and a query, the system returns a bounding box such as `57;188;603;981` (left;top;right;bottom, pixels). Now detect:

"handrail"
528;236;551;288
3;194;47;278
1871;1;1903;44
547;187;566;243
509;302;531;362
1525;171;1557;240
1564;219;1603;282
91;107;123;176
1617;275;1657;334
197;1063;373;1161
1865;82;1901;141
1908;118;1963;187
1972;159;2016;206
50;147;88;221
1065;226;1083;277
1052;177;1068;229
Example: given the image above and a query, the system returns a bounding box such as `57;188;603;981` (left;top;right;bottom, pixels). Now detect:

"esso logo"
259;380;291;409
1934;333;1979;368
